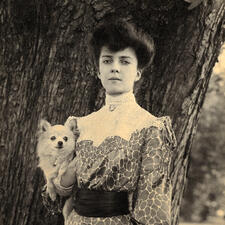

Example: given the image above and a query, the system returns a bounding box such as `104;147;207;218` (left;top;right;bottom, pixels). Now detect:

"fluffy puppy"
37;119;77;201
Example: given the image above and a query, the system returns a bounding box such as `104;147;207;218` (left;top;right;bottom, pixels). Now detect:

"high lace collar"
105;91;136;106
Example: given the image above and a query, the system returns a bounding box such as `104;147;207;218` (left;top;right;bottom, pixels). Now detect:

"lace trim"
105;91;136;105
66;115;176;149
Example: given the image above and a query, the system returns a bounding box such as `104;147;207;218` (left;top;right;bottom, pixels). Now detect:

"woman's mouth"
108;78;122;81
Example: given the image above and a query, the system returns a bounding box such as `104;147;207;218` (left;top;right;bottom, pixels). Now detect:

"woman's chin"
106;90;125;96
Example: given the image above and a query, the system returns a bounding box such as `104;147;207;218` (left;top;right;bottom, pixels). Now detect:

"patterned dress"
54;92;177;225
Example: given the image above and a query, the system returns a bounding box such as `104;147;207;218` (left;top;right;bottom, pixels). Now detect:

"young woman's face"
98;46;141;96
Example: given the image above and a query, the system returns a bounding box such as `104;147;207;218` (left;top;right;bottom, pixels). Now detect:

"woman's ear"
135;70;142;81
97;71;101;79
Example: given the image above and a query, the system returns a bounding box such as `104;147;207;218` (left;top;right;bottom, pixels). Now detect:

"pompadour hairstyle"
89;19;155;71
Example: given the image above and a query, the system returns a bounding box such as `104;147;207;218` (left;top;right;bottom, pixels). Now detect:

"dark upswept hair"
89;19;155;71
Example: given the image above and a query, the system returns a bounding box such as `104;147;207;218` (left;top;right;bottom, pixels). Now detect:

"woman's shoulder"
135;106;177;148
65;111;96;121
65;108;104;130
135;105;167;128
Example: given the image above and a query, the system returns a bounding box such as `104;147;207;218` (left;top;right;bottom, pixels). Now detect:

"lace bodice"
54;92;177;225
71;92;161;147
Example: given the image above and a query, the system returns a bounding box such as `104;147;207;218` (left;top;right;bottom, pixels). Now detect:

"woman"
53;19;177;225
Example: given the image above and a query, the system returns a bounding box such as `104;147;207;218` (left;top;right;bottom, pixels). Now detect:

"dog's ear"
39;119;51;133
37;119;51;139
64;117;79;136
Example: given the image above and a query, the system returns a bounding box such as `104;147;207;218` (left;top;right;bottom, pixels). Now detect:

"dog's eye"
63;136;68;142
50;136;56;141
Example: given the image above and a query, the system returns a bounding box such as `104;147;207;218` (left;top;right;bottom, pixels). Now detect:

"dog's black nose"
58;141;63;147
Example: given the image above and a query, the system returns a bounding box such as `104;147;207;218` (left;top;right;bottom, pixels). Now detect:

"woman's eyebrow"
101;55;133;60
101;55;113;58
120;56;133;60
120;56;131;58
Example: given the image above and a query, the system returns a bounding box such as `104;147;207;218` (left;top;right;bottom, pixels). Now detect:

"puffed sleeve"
53;116;79;197
130;116;177;225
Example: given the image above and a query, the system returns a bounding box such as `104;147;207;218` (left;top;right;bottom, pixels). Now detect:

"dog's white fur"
37;119;76;201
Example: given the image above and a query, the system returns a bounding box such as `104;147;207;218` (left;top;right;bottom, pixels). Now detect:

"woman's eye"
63;136;68;142
103;59;112;64
50;136;56;141
120;60;130;65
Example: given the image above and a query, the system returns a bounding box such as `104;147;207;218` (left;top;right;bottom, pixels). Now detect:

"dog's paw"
49;191;57;201
46;184;57;201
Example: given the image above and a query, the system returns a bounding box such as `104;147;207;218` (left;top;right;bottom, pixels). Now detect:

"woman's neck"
105;91;136;105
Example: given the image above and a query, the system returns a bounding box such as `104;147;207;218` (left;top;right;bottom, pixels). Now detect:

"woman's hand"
58;158;77;188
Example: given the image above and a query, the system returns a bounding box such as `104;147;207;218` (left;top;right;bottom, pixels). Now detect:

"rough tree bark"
0;0;224;225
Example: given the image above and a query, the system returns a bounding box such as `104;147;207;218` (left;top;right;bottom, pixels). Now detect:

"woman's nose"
111;61;120;73
111;68;119;73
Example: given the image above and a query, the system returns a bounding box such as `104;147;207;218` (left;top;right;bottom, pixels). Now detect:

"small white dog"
37;118;77;201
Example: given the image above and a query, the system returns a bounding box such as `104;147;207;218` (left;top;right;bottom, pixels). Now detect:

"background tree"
180;47;225;222
0;1;225;225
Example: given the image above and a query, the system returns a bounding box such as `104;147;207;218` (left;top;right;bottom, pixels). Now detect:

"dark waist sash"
73;189;130;217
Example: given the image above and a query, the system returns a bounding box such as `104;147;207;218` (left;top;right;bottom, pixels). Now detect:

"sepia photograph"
0;1;225;225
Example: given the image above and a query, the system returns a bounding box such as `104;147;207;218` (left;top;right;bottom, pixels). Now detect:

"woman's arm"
131;118;176;225
60;158;77;187
53;154;77;197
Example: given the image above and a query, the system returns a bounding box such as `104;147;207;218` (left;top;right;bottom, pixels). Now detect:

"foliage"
180;70;225;221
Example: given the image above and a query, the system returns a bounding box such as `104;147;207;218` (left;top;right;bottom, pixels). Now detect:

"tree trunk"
0;0;224;225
